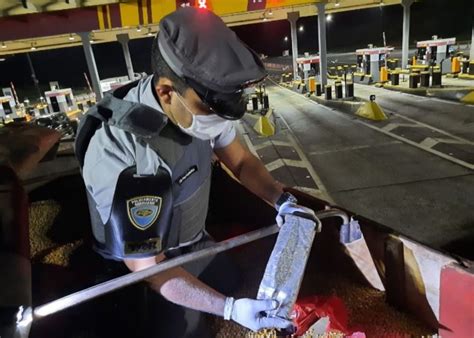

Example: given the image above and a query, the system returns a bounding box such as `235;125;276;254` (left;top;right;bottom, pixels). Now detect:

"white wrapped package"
257;214;321;319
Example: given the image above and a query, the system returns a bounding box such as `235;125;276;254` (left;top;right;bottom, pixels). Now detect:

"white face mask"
172;91;231;140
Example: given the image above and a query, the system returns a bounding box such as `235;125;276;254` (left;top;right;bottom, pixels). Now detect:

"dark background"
0;0;472;100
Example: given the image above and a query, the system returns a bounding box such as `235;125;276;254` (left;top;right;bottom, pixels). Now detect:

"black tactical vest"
75;81;212;260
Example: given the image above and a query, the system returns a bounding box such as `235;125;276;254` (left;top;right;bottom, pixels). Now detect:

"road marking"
253;140;292;151
269;81;474;170
381;123;418;132
309;141;401;155
391;113;474;146
237;108;333;202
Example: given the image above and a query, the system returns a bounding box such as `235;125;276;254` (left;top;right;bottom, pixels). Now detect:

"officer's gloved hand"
276;201;319;228
223;297;293;332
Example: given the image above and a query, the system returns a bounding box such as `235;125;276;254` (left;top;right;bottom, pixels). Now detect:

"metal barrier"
28;209;348;322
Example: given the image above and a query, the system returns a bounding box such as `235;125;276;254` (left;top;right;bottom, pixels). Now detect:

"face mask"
172;91;231;140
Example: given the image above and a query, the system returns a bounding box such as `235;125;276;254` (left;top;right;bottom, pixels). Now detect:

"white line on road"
270;82;474;170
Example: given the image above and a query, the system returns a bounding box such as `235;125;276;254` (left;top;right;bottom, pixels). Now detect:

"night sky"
0;0;472;100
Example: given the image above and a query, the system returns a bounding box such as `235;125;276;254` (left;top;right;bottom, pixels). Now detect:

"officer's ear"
155;83;173;105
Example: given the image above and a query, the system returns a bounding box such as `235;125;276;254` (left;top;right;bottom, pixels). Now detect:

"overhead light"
68;34;75;41
90;39;95;43
284;36;289;42
335;0;340;7
1;42;6;49
327;14;333;22
379;0;384;5
136;26;142;32
263;17;268;22
147;28;153;37
268;9;273;16
31;43;36;50
299;25;304;32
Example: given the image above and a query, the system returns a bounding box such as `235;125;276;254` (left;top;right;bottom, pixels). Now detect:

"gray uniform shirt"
83;75;236;225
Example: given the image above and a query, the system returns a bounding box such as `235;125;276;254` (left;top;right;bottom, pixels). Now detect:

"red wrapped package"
291;295;365;337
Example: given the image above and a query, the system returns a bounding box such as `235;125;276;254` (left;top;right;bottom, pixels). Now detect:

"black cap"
157;7;267;119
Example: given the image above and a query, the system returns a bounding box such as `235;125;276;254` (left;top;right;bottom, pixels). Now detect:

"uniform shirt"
83;75;236;225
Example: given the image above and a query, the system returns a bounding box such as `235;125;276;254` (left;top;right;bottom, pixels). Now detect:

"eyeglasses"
185;77;266;120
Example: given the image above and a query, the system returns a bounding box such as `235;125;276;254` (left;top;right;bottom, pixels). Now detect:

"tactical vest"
75;81;212;260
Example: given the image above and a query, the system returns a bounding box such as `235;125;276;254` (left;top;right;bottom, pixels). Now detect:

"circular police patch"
127;196;162;230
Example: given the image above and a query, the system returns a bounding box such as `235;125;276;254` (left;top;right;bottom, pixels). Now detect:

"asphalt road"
264;83;474;258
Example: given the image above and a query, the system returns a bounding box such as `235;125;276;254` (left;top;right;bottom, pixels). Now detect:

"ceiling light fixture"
1;42;6;49
335;0;340;7
136;26;142;32
31;43;37;51
69;34;75;41
147;28;153;36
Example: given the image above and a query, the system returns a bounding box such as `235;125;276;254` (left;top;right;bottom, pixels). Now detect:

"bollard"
263;95;269;110
335;81;343;99
420;72;430;87
469;61;474;75
431;71;442;87
461;61;469;74
391;73;400;86
316;83;322;96
345;82;354;98
252;96;259;111
380;67;389;82
308;77;316;93
409;74;419;89
325;85;332;100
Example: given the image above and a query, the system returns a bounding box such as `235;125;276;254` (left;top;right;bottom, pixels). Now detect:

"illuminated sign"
177;0;207;9
248;0;266;11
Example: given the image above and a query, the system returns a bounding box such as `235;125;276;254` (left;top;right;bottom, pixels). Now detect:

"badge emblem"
127;196;162;230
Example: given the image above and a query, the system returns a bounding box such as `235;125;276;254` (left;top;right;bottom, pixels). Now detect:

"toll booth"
296;54;320;93
296;54;320;80
356;46;394;83
44;88;78;115
0;96;20;122
416;37;456;74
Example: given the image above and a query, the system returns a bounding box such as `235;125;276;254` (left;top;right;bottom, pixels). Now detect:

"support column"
79;32;103;100
117;33;135;81
316;2;328;87
287;12;300;81
401;0;414;69
470;25;474;61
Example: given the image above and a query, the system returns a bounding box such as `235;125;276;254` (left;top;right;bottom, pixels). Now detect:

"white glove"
276;201;320;228
224;297;293;332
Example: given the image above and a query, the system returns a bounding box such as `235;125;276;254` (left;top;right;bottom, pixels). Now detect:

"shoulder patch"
127;195;162;230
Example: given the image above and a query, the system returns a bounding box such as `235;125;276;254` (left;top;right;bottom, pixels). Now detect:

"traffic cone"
253;109;275;137
355;101;387;121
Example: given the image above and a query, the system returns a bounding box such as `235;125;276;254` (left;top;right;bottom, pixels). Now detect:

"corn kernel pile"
210;238;436;338
29;200;83;267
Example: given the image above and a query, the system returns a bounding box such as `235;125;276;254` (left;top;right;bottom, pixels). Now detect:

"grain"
211;237;435;338
29;200;83;267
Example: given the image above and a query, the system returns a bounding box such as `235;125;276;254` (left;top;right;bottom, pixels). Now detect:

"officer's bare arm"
214;138;284;206
124;255;227;316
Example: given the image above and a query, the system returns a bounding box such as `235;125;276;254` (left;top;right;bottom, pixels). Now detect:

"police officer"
76;7;316;337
